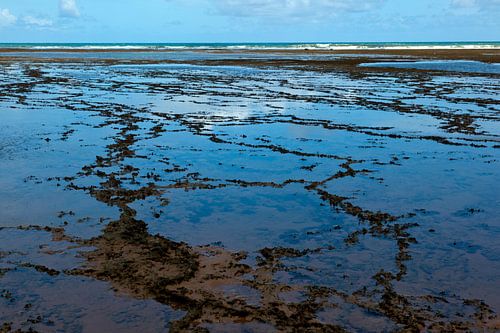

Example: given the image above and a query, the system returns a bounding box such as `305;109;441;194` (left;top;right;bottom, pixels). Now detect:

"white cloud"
214;0;385;17
59;0;80;18
23;15;53;28
0;8;17;27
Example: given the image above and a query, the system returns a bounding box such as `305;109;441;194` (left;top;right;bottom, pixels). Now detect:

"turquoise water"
0;41;499;50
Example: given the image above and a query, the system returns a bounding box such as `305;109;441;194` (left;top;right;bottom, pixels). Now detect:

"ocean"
0;41;499;50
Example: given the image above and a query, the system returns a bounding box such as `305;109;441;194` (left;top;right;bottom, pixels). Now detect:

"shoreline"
0;48;499;61
1;47;499;52
1;49;499;75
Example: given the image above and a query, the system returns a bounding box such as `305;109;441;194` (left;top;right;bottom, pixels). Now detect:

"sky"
0;0;499;43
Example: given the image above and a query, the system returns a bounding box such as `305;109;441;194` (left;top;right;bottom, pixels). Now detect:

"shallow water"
360;60;500;74
0;52;499;332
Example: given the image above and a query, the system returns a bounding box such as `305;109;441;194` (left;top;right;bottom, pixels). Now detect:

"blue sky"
0;0;499;42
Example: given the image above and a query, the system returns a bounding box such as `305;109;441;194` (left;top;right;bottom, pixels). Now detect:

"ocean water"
0;41;499;50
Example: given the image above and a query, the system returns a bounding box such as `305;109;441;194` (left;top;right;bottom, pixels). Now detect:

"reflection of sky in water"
0;54;499;325
0;228;184;332
360;60;500;74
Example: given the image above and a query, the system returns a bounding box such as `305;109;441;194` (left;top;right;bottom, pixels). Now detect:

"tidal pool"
0;50;499;332
360;60;500;74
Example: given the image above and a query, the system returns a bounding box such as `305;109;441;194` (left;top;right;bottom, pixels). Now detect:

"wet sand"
0;49;499;332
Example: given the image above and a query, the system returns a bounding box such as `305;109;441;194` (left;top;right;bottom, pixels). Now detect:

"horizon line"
1;40;500;44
